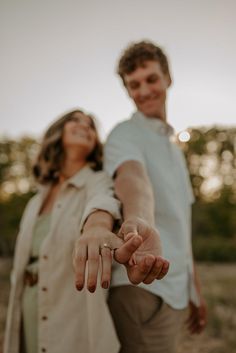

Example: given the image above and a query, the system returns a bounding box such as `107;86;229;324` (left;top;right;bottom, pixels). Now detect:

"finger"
87;245;100;292
156;259;170;279
126;255;156;285
108;234;124;250
198;320;207;333
123;232;138;242
118;222;139;240
114;235;142;264
188;318;202;334
142;257;165;284
73;243;87;291
187;311;205;334
101;247;112;289
188;322;199;334
197;311;207;332
186;311;198;331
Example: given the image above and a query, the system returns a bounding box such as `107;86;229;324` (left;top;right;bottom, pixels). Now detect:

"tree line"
0;127;235;261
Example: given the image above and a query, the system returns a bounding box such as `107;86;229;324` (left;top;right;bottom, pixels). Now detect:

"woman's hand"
73;211;143;293
73;226;116;292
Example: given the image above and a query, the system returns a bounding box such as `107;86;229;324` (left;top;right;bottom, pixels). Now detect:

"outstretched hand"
73;217;169;293
73;225;143;293
115;217;169;284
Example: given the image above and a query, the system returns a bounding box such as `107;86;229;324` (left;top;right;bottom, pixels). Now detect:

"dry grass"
0;258;12;352
0;259;235;352
177;263;236;353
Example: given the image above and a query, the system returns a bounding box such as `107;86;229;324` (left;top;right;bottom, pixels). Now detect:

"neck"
140;105;167;122
60;150;87;181
152;104;167;122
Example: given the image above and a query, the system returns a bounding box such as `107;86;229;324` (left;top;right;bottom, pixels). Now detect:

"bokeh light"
178;130;191;142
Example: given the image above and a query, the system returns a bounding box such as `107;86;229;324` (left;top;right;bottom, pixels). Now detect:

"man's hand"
114;217;169;285
186;298;207;334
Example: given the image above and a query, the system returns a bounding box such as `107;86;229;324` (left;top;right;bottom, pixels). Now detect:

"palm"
120;218;162;260
115;218;167;284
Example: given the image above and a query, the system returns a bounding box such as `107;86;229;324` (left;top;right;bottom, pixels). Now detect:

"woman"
3;109;143;353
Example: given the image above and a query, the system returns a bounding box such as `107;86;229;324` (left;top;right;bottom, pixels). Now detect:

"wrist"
123;216;155;229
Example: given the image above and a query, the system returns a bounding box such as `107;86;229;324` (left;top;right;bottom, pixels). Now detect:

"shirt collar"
131;111;174;137
37;165;93;192
66;164;93;189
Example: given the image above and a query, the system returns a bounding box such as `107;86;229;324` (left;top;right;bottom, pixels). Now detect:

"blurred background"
0;1;235;352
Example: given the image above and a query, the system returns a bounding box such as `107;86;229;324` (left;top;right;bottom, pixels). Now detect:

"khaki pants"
108;285;185;353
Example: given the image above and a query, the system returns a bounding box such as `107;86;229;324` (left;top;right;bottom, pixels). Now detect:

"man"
104;41;207;353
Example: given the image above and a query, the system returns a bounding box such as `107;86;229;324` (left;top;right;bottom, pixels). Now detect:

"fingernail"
163;261;169;270
76;284;83;291
102;281;109;289
88;285;96;293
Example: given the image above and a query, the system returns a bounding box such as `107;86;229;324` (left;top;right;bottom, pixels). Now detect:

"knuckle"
89;254;100;262
102;251;112;260
76;254;87;263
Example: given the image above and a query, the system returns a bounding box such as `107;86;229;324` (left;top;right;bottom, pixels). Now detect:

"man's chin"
140;110;159;119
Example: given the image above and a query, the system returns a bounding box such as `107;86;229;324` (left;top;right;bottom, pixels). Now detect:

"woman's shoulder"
85;168;113;189
87;168;112;180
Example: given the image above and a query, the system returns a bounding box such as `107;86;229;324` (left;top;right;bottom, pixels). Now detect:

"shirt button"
41;348;47;352
42;287;47;291
42;316;48;320
43;255;48;260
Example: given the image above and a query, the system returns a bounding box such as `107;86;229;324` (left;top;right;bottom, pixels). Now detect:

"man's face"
123;60;171;120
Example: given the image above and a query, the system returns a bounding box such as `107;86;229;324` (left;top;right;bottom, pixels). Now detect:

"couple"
4;40;207;353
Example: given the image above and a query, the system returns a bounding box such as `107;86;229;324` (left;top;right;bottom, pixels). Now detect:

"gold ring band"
100;243;113;252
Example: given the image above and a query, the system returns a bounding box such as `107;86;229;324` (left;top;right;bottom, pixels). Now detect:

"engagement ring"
100;243;113;251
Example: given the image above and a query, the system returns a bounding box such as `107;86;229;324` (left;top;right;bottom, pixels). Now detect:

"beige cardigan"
4;166;120;353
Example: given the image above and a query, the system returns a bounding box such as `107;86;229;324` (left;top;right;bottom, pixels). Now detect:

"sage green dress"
21;213;51;353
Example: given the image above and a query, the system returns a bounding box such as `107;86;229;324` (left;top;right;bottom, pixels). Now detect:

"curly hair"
117;40;172;85
33;110;103;184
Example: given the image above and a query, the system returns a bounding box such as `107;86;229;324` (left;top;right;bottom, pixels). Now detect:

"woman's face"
62;112;97;158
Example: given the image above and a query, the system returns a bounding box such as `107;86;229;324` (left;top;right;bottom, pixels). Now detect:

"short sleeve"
80;171;121;231
104;121;145;177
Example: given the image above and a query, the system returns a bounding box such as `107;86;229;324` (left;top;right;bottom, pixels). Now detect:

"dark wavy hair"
117;40;172;86
33;109;103;184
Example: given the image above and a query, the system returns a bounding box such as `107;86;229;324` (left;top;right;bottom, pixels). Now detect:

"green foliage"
193;236;236;262
178;126;236;261
181;126;236;201
0;192;35;256
0;137;38;255
0;137;39;198
192;187;236;239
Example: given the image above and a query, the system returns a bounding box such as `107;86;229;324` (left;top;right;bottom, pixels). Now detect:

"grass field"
0;259;235;353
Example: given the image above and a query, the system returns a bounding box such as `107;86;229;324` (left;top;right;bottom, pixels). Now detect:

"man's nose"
139;84;151;96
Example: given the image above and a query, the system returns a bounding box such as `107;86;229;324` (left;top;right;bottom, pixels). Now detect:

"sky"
1;0;235;140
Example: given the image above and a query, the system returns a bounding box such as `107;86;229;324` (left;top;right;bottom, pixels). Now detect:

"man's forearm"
114;161;155;226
